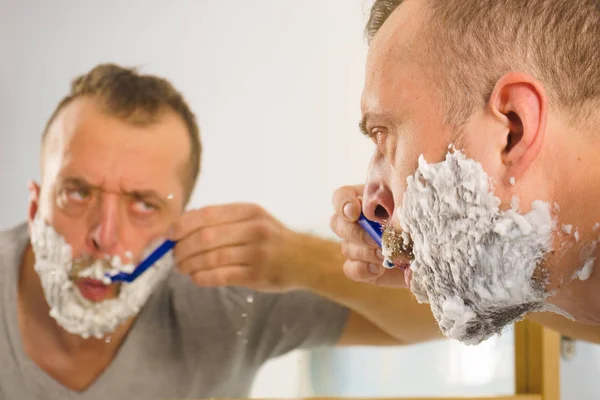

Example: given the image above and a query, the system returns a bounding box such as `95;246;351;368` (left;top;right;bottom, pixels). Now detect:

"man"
331;0;600;344
1;63;440;399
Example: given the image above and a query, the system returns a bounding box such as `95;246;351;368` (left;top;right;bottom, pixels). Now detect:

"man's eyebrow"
124;189;167;204
59;176;168;203
359;116;370;136
61;176;96;188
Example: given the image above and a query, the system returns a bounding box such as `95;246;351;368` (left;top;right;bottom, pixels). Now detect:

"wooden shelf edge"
224;395;543;400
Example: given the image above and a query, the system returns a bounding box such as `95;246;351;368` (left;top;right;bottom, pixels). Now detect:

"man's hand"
330;184;407;287
170;200;442;346
170;203;299;292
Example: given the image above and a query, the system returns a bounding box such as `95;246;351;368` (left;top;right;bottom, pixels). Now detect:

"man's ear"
487;72;548;184
28;180;41;223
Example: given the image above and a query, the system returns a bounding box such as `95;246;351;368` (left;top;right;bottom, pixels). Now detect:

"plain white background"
0;0;597;398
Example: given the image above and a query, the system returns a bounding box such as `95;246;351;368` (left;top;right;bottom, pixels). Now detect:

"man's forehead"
47;98;134;148
362;0;430;113
43;99;87;155
42;98;189;197
367;0;426;71
45;98;188;159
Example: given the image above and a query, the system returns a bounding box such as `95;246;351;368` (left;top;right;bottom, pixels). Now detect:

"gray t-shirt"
0;223;348;399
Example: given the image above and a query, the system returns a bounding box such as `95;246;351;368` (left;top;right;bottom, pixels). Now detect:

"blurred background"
0;0;597;398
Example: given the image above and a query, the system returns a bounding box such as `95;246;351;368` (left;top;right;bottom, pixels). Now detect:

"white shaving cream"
387;150;556;345
30;216;173;339
574;234;599;281
575;258;595;281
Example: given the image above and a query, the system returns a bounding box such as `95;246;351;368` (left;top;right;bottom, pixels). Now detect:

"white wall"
0;0;372;234
0;1;597;398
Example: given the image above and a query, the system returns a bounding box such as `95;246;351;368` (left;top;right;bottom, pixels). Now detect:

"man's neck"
548;128;600;324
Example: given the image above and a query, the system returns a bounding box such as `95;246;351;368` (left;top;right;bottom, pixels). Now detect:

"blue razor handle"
357;214;395;269
107;239;176;283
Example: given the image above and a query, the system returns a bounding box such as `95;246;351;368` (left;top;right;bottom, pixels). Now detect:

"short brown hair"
42;63;201;204
365;0;402;43
366;0;600;130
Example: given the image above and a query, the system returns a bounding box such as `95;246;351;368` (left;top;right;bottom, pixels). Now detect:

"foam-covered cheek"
30;217;174;339
397;149;558;344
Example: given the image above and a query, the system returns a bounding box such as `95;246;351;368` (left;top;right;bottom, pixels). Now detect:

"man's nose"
362;152;394;224
87;194;120;253
362;181;394;224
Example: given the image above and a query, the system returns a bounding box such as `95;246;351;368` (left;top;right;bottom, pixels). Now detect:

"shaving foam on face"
381;227;412;268
391;150;555;345
77;256;137;285
573;234;599;281
575;258;595;281
30;216;173;339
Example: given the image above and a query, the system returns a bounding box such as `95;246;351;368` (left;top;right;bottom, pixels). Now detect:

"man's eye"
132;199;158;214
67;187;90;201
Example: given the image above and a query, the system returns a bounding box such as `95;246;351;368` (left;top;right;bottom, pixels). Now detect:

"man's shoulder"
0;221;28;254
164;273;257;315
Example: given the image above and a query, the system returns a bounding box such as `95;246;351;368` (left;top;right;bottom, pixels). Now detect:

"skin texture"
331;0;600;342
18;94;440;392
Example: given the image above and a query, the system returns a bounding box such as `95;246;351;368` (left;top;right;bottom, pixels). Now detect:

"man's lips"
392;253;411;270
76;278;112;302
394;261;410;270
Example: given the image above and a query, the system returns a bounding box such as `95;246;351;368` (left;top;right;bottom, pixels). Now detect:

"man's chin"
406;273;429;303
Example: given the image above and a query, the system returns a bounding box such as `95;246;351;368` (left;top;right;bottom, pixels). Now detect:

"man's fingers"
173;219;272;264
343;259;409;288
330;214;378;247
170;203;266;240
341;241;383;264
343;259;385;283
332;185;364;222
177;244;261;275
